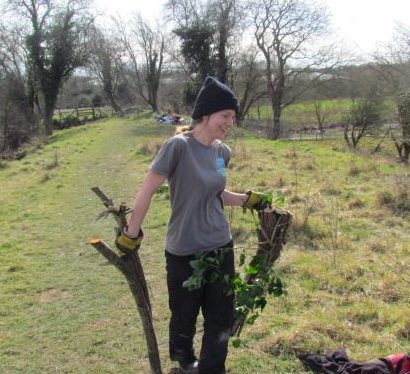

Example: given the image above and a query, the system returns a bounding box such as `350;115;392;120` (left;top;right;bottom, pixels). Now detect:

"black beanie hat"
191;76;239;120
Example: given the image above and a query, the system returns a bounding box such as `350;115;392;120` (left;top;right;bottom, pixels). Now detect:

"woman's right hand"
115;228;144;255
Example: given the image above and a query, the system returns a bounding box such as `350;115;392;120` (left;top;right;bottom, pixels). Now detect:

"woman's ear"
202;115;210;125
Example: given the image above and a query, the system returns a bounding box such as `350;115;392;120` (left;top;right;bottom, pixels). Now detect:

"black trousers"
165;242;234;374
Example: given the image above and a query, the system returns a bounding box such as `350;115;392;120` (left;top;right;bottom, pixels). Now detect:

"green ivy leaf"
209;271;219;283
273;191;285;207
239;252;246;266
268;277;287;296
245;266;258;275
255;297;267;310
232;338;241;348
246;313;259;325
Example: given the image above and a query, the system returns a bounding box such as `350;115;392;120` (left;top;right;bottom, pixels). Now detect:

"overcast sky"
95;0;410;57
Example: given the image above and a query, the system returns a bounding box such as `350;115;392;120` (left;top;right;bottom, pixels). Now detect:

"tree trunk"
271;113;281;140
268;95;282;140
107;92;123;115
397;92;410;163
1;104;9;151
103;78;123;115
42;104;55;136
268;67;285;140
147;80;158;112
343;123;352;149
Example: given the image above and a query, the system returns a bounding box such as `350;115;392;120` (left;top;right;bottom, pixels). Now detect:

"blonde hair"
174;116;207;135
175;125;193;134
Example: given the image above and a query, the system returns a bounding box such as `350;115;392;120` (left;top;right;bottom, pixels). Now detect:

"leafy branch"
183;191;291;347
182;248;287;347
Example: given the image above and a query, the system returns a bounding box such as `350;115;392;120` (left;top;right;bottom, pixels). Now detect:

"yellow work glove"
243;190;271;211
115;228;144;255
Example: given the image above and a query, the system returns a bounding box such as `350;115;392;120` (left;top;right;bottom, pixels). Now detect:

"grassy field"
0;112;409;373
248;98;397;125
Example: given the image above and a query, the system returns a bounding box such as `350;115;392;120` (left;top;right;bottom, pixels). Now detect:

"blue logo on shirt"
215;157;226;176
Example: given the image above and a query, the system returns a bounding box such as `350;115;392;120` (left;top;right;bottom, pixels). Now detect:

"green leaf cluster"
233;253;287;327
182;249;287;339
182;249;230;291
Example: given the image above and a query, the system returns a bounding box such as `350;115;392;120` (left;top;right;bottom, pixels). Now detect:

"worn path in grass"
1;113;409;373
0;115;177;373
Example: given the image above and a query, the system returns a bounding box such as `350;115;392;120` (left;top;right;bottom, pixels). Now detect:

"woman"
116;76;268;374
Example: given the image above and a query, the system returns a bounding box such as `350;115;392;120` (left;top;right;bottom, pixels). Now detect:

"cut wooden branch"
89;188;162;374
231;208;293;337
254;209;293;270
88;238;126;271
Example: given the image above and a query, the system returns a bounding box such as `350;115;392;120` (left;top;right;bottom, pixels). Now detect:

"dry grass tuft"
348;198;365;209
396;319;410;339
348;163;362;176
36;288;72;303
137;139;164;157
367;241;388;253
274;177;286;188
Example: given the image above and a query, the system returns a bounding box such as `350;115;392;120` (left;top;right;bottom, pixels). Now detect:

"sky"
94;0;410;57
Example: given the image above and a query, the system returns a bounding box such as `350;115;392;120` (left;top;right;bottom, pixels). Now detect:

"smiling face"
203;109;236;141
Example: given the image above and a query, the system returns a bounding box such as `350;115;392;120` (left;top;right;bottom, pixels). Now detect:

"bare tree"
7;0;92;136
0;22;36;152
251;0;339;139
0;23;25;81
313;100;329;135
113;14;165;112
373;24;410;162
88;27;123;114
393;92;410;163
165;0;245;103
232;48;266;123
165;0;202;28
210;0;244;83
373;23;410;96
311;78;334;134
165;0;210;83
343;98;382;150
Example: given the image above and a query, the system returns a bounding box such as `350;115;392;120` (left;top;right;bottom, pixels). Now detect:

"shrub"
376;179;410;216
367;241;388;253
377;190;395;206
53;115;83;129
343;99;383;149
6;128;30;151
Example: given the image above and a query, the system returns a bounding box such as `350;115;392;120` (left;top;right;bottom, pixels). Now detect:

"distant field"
248;98;397;125
1;112;408;373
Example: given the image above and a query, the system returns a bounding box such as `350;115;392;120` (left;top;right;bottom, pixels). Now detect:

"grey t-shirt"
149;133;232;256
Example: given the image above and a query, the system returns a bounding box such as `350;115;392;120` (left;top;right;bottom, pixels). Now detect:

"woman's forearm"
125;171;167;237
222;190;248;207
